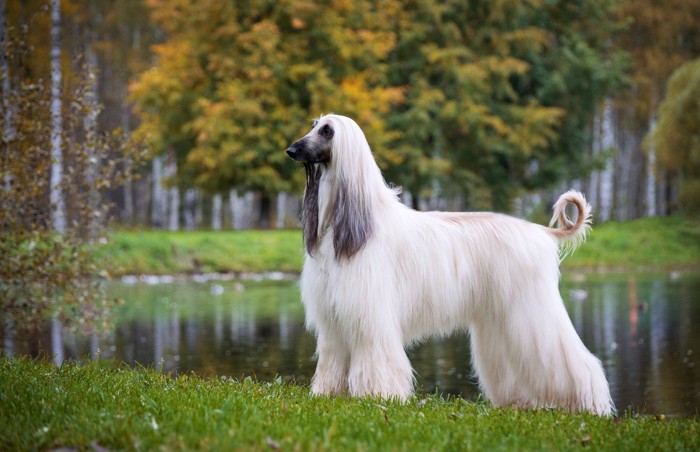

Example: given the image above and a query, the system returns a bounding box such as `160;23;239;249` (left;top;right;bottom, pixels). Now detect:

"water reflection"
2;273;699;417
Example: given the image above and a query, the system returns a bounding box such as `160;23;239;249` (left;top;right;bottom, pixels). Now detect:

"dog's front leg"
311;328;350;396
347;332;414;401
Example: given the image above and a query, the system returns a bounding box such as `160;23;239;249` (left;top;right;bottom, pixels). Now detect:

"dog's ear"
302;163;322;255
331;179;373;260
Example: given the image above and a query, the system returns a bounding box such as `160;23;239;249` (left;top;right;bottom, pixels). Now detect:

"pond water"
4;272;700;417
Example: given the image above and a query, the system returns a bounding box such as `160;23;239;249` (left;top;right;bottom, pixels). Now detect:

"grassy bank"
563;216;700;270
95;229;303;276
97;216;700;276
1;358;697;451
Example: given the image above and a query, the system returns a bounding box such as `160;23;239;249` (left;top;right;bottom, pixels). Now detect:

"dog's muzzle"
286;143;301;160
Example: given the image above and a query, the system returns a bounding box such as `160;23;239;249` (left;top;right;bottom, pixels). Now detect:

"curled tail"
547;190;592;258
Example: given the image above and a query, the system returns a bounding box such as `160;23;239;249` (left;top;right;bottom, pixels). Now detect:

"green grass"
95;229;304;276
561;216;700;270
1;358;698;451
97;217;700;276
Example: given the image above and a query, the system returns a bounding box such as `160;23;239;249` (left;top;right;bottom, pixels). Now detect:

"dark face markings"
286;120;334;164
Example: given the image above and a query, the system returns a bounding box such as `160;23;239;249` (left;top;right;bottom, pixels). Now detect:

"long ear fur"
301;163;322;255
323;115;381;260
329;178;374;260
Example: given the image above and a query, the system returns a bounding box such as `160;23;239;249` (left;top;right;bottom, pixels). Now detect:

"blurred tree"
130;0;405;220
1;8;144;332
131;0;625;213
49;0;66;234
650;58;700;214
387;0;626;211
612;0;700;217
90;0;156;223
615;0;700;128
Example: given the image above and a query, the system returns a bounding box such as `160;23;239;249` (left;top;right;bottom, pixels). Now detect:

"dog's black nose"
286;145;298;159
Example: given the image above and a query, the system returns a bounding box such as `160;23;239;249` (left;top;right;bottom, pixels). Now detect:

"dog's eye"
319;124;334;139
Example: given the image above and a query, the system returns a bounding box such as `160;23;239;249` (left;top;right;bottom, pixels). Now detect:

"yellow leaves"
240;21;281;55
483;115;510;137
482;56;530;77
341;75;404;114
290;16;307;30
283;0;317;30
356;30;396;60
501;27;552;54
129;40;206;116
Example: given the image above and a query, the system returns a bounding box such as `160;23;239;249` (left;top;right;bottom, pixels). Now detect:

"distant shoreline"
96;216;700;277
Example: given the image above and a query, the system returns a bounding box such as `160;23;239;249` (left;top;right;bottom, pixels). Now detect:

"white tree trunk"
51;313;64;366
184;188;198;231
166;155;179;231
645;116;657;217
121;84;134;222
151;155;166;228
597;102;615;222
1;0;13;195
84;44;99;235
212;193;222;230
275;192;287;229
168;186;180;231
229;190;254;230
229;190;242;230
50;0;66;234
3;318;13;359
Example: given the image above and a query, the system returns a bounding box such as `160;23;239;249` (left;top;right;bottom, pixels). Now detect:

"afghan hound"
286;114;614;416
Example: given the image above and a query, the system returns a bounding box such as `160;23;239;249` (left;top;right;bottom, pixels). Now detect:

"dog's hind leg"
470;321;526;408
311;327;350;396
510;286;614;415
471;285;614;415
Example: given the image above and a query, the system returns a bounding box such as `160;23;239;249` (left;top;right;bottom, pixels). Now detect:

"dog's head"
286;114;378;260
286;116;335;164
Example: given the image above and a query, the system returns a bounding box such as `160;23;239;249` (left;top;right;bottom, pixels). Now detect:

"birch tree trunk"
229;190;254;230
168;187;180;231
84;43;99;236
121;83;134;222
229;190;242;230
50;0;66;234
645;116;657;217
275;192;287;229
597;102;615;222
151;155;166;228
184;188;197;231
212;193;222;230
51;314;64;366
1;0;12;197
166;154;179;231
2;0;15;352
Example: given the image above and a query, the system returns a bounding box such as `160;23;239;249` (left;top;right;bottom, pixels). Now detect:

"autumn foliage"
130;0;627;211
